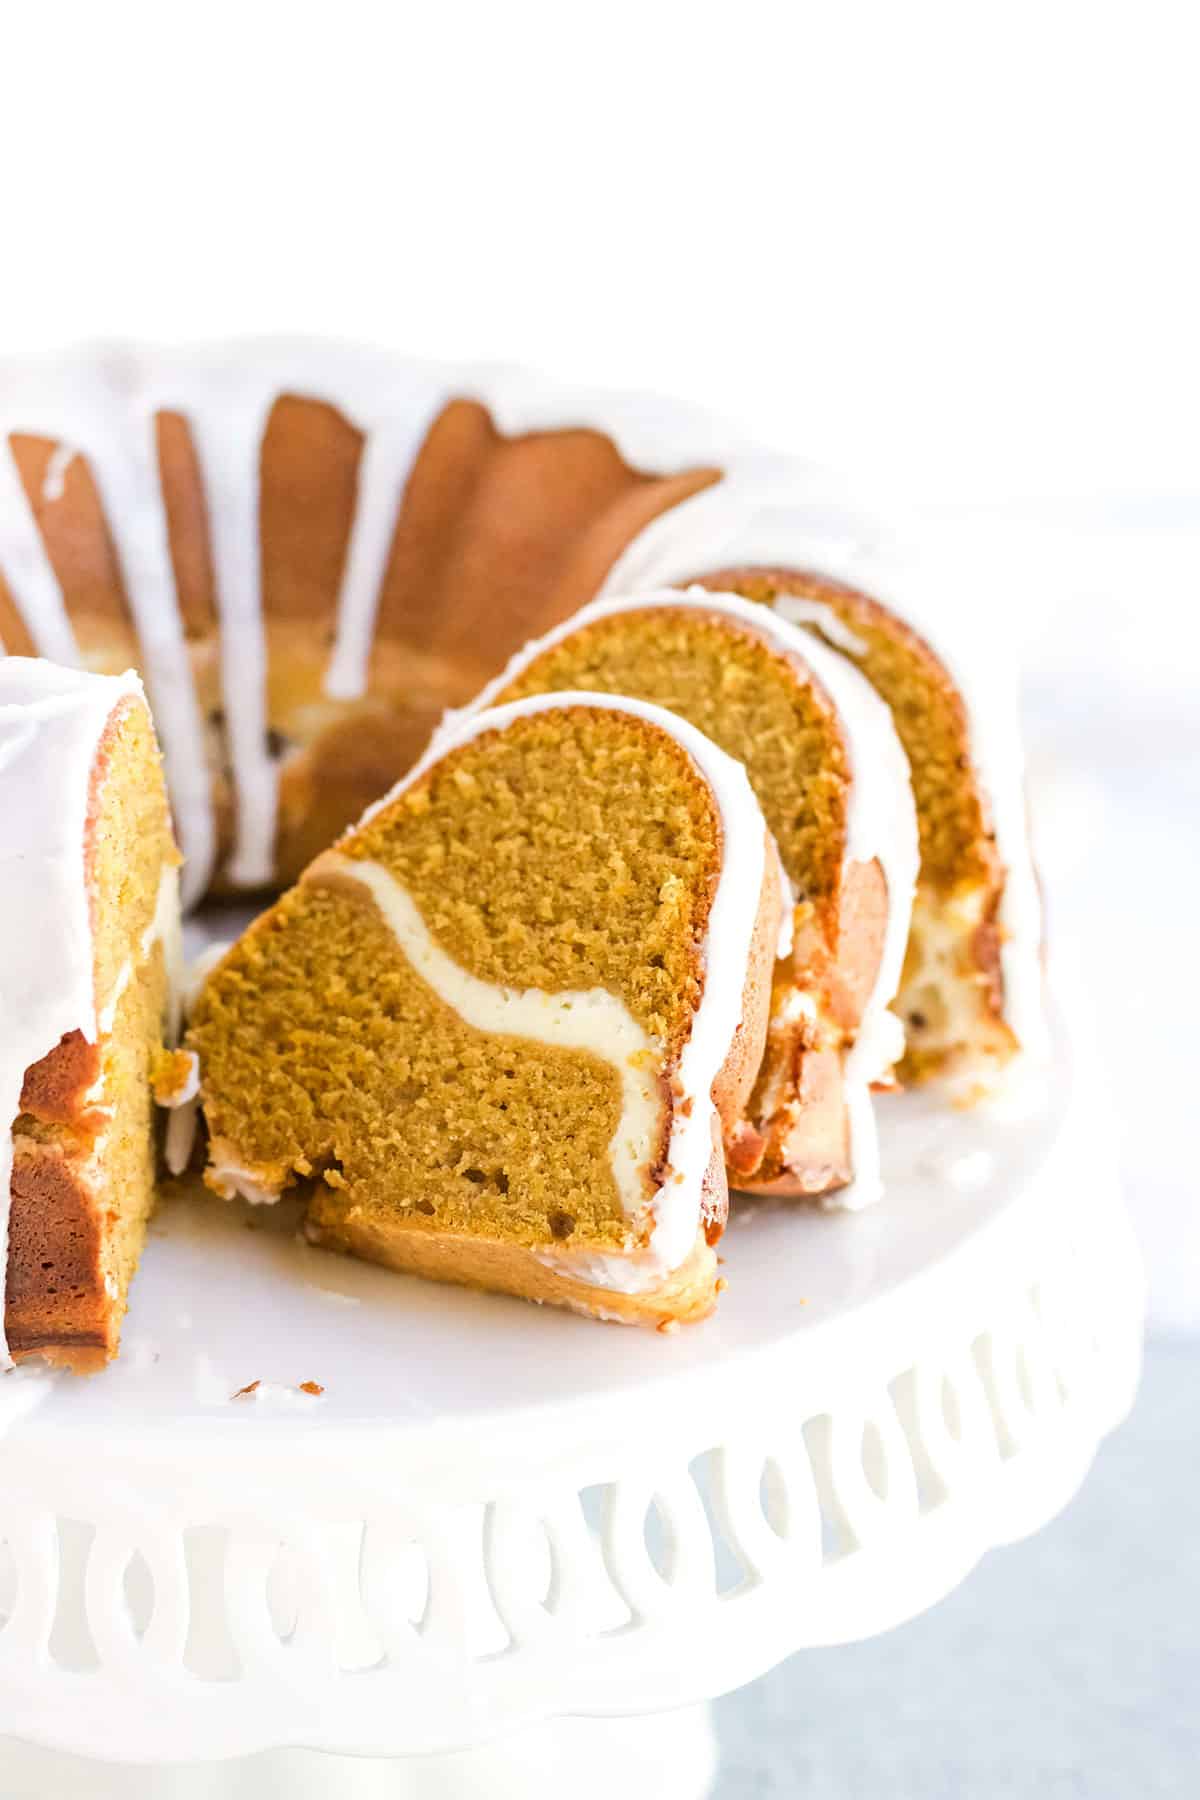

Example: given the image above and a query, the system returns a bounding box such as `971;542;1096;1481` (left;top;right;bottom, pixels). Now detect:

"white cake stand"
0;1015;1142;1797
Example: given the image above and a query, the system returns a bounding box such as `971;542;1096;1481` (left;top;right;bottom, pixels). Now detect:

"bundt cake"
0;658;181;1370
188;695;779;1326
0;343;1047;1350
456;588;919;1204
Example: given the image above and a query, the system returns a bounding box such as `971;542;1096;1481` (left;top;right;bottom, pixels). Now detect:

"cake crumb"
298;1380;324;1396
656;1318;680;1336
231;1380;261;1400
715;1276;728;1294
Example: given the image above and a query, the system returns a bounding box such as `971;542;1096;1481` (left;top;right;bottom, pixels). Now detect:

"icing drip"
0;438;80;666
773;594;868;656
41;443;75;505
82;398;216;907
453;587;920;1209
346;691;769;1290
185;382;277;890
160;1051;201;1179
325;406;443;700
0;661;144;1368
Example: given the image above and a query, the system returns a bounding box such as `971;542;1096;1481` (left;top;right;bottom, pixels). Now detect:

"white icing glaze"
772;842;796;962
164;1098;200;1179
334;691;769;1289
0;660;145;1366
774;594;868;657
447;586;919;1209
182;380;274;892
599;474;882;604
325;405;445;699
0;437;80;666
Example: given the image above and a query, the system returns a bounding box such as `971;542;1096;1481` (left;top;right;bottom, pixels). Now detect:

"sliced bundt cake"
0;658;182;1370
454;589;918;1204
189;696;779;1326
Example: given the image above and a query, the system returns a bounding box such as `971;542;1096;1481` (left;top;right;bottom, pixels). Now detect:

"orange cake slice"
0;658;182;1370
688;565;1044;1093
454;589;919;1203
189;696;779;1326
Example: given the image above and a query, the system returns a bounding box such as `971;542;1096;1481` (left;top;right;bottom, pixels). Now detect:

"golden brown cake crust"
306;1209;723;1328
6;1141;113;1373
19;1028;103;1127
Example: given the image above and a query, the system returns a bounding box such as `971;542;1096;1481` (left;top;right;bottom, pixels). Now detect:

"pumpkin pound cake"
0;659;182;1371
191;696;779;1325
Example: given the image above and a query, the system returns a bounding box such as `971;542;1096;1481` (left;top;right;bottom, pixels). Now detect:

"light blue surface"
714;1338;1198;1798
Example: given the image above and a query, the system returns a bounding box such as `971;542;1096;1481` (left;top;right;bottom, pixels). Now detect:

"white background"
2;0;1197;1327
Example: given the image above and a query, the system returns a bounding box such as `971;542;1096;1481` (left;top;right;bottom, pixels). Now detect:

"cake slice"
458;590;919;1204
688;565;1045;1095
0;659;182;1371
190;696;779;1325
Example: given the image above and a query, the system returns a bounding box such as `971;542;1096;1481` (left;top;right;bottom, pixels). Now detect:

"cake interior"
191;709;722;1266
7;697;178;1370
495;607;850;905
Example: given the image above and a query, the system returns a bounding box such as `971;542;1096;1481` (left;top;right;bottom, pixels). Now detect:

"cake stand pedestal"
0;1024;1142;1796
